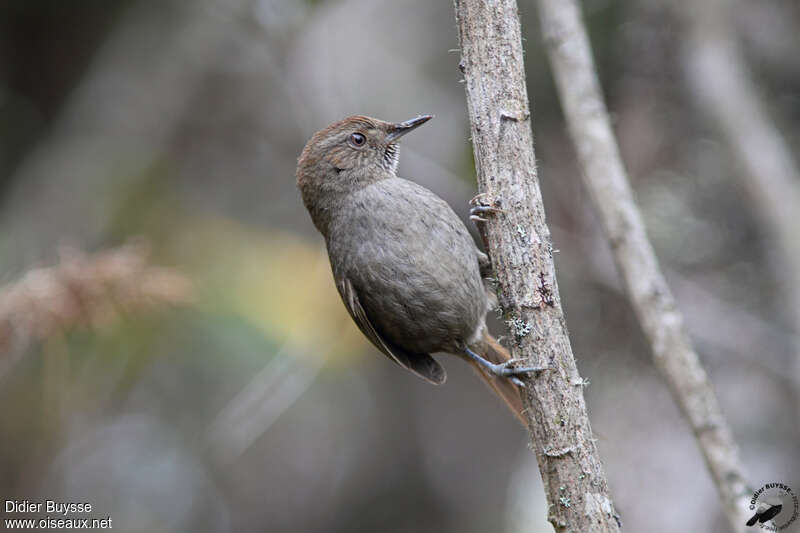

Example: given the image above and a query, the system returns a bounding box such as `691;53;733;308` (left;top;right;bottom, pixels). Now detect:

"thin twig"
534;0;752;529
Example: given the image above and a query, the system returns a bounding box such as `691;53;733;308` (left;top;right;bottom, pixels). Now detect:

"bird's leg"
463;346;547;387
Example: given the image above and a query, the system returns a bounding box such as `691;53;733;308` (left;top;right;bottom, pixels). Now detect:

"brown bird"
296;114;538;424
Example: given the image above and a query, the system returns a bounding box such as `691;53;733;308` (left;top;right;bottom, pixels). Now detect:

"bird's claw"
486;359;548;388
469;193;506;224
492;359;547;377
469;204;502;223
469;192;492;206
463;347;546;388
510;376;526;388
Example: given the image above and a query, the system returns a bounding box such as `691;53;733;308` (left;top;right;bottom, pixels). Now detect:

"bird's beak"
386;115;433;142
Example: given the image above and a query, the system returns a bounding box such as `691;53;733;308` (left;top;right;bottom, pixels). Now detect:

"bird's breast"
326;179;487;353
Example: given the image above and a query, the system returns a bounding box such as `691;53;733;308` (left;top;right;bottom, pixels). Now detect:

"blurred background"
1;0;799;531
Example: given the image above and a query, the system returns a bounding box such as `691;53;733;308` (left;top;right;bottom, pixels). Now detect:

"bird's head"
296;114;432;233
298;114;431;180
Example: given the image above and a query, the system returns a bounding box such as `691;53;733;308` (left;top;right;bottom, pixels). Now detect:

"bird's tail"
465;332;527;426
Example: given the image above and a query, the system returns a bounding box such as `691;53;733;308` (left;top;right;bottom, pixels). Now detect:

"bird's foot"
493;358;548;376
487;359;549;387
469;205;504;223
469;193;506;223
463;347;547;387
469;192;493;206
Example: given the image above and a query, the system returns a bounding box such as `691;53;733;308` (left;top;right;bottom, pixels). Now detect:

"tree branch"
453;1;620;531
534;0;752;529
676;0;800;413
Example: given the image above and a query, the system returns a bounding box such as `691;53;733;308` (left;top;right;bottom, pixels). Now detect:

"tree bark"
453;1;620;531
535;0;752;530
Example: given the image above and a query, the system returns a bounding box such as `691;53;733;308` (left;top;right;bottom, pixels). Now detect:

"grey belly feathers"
325;178;488;384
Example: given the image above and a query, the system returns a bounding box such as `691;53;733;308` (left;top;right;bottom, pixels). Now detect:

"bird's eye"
349;132;366;147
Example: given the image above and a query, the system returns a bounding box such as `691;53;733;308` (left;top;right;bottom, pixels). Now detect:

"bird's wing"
337;276;446;385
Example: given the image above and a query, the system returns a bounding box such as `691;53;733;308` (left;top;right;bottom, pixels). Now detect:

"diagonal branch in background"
206;342;323;466
534;0;752;530
454;1;621;531
0;241;192;377
676;0;800;413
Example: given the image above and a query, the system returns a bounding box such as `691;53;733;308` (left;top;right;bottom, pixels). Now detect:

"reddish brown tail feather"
465;332;527;426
